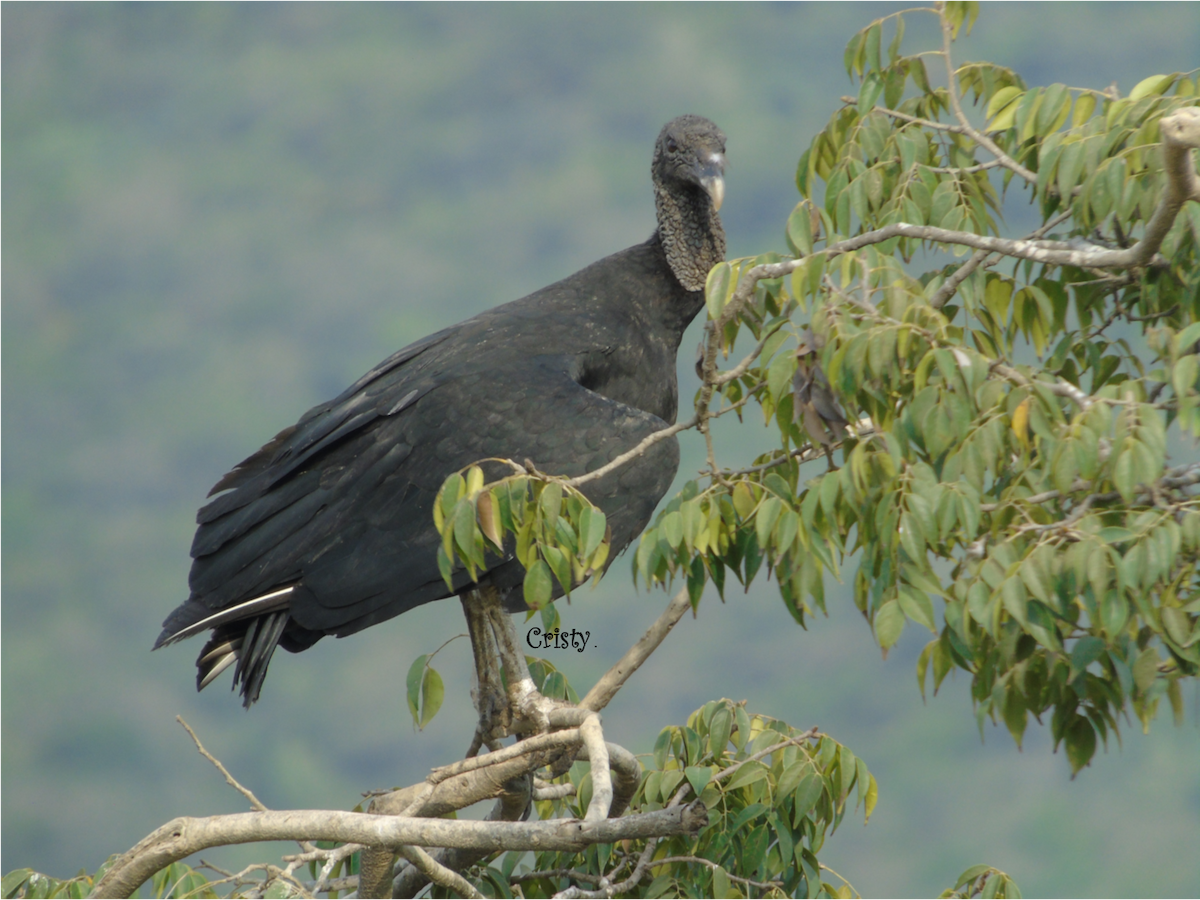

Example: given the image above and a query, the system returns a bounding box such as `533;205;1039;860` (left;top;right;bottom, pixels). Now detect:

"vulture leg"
461;587;592;750
460;589;510;755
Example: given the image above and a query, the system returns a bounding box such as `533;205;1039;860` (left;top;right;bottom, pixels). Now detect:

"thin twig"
650;855;785;890
877;105;968;135
714;320;788;386
924;158;1007;175
939;6;1037;184
511;867;602;885
176;716;268;813
580;585;692;713
310;843;359;896
564;416;698;488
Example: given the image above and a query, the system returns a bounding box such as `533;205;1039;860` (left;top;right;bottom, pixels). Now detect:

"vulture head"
652;114;728;291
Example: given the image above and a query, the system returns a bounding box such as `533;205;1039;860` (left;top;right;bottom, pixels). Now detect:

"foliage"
443;0;1200;778
701;1;1200;774
433;462;612;611
4;702;879;899
461;701;874;899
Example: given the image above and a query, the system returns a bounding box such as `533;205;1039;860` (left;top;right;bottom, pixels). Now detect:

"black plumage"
156;115;727;706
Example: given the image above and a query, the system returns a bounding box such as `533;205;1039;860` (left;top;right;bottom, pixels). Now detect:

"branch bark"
91;802;709;898
580;585;692;713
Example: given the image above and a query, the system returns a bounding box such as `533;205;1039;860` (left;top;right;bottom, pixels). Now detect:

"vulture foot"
459;588;615;820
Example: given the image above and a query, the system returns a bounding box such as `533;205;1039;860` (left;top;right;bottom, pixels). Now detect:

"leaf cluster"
466;701;878;899
433;463;611;611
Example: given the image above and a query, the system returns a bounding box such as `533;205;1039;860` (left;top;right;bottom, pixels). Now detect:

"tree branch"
563;416;698;489
396;843;483;899
579;714;612;822
580;585;692;713
176;716;269;814
91;802;710;898
990;361;1094;410
930;248;988;309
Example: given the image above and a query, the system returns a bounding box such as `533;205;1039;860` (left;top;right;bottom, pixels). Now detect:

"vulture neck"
654;182;726;293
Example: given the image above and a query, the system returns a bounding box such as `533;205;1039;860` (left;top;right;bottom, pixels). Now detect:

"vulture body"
157;115;727;705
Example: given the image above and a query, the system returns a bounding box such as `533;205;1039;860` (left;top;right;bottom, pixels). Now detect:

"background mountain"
3;4;1197;895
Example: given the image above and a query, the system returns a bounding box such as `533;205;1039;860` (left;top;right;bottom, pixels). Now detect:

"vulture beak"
695;151;726;211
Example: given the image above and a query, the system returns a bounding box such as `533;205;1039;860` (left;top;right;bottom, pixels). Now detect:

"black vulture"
156;115;727;707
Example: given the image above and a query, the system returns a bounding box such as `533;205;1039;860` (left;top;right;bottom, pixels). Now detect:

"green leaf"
956;865;994;889
1096;526;1135;544
777;758;809;799
1071;92;1096;127
684;765;713;797
709;706;733;757
988;95;1021;133
1069;635;1106;678
768;351;798;413
1035;83;1070;136
844;30;864;78
887;14;905;62
543;545;572;595
756;496;783;548
1162;607;1194;647
793;772;824;821
661;510;683;550
406;654;429;727
1128;73;1173;101
539;482;563;525
1018;553;1053;605
436;544;454;590
453;499;478;567
986;85;1023;121
1064;716;1096;774
864;772;879;822
712;866;732;899
1113;446;1138;502
874;599;905;650
1001;578;1028;628
1057;139;1086;198
1132;646;1159;691
2;870;34;898
706;262;734;320
865;21;882;73
523;559;553;610
580;506;607;558
724;760;769;792
787;203;815;256
898;585;937;632
419;666;444;728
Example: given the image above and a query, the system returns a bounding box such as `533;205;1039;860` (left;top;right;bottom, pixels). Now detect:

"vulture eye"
666;137;679;153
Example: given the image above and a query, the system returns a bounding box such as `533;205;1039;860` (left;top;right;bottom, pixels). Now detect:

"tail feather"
165;587;298;707
199;638;241;666
198;648;239;690
155;586;295;648
238;611;289;705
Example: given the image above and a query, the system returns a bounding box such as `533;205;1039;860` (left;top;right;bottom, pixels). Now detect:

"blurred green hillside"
3;3;1197;896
